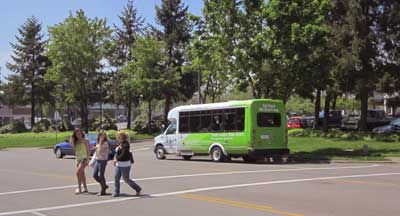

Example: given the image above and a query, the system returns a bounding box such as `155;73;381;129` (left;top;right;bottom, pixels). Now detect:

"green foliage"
0;122;28;134
289;128;400;143
285;96;314;114
46;10;111;132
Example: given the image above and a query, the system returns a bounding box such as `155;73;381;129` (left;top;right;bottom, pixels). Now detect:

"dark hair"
71;128;85;147
97;130;108;144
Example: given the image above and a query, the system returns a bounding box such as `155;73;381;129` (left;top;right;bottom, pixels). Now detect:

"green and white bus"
153;99;289;162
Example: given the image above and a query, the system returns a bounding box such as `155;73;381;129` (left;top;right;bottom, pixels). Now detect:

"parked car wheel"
55;147;64;159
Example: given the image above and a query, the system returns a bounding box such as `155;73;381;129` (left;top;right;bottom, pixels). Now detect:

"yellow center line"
178;193;304;216
331;179;400;188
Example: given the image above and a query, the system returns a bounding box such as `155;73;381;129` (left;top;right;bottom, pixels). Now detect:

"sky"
0;0;203;79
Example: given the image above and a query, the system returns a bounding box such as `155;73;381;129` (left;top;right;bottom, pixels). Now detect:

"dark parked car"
319;110;343;128
301;116;315;128
53;134;117;159
372;118;400;134
341;110;390;130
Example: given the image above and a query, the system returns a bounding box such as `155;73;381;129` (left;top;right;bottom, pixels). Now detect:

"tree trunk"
164;94;171;130
331;93;337;110
31;82;35;129
127;99;132;129
359;87;369;131
67;103;70;122
313;89;321;130
322;93;331;133
148;100;152;134
80;101;89;133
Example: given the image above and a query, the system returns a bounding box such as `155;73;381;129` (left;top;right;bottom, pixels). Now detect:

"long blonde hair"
116;131;129;144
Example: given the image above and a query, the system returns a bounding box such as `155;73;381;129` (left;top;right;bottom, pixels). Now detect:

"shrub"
32;119;53;133
56;120;73;132
132;115;162;134
0;121;27;134
90;114;117;131
106;129;136;142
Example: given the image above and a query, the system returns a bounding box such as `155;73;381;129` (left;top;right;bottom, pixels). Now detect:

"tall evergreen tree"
156;0;194;127
109;0;144;129
330;0;382;131
6;16;49;128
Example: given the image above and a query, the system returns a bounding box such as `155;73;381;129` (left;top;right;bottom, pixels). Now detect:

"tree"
108;0;144;129
203;0;267;99
265;0;333;131
378;1;400;97
47;10;111;132
6;16;49;128
156;0;195;127
330;0;383;131
186;17;229;103
125;35;166;133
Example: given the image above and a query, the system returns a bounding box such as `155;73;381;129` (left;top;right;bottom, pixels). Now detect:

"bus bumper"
248;148;290;157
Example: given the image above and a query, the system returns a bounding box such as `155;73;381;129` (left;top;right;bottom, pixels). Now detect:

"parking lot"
0;140;399;216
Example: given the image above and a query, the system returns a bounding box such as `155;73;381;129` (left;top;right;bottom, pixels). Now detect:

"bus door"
165;121;178;153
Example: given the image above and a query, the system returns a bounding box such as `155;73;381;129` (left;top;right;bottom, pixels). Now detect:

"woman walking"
112;131;142;197
71;128;90;194
93;130;110;195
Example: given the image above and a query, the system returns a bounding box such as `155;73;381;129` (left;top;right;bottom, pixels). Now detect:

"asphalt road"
0;140;399;216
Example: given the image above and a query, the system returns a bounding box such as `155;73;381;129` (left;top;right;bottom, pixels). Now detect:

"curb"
331;160;396;164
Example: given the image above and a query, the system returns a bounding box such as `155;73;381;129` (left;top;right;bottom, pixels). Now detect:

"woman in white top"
93;130;109;195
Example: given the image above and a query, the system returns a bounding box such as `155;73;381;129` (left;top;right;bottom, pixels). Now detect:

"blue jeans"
93;160;108;191
114;166;141;195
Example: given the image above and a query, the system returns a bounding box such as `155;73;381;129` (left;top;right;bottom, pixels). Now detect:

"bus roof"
168;99;283;119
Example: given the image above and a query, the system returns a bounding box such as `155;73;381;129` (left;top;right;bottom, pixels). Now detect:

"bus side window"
200;111;211;132
236;108;245;131
211;115;220;132
179;113;189;133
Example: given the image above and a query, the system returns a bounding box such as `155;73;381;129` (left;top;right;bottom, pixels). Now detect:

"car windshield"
391;119;400;125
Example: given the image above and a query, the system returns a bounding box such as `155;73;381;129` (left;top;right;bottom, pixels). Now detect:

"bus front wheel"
155;145;166;160
211;147;225;162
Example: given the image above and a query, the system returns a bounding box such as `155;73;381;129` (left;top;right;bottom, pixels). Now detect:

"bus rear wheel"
242;155;257;163
182;155;192;160
211;147;225;162
155;145;166;160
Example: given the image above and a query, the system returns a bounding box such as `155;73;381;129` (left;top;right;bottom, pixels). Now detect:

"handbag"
128;152;134;164
89;152;97;167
